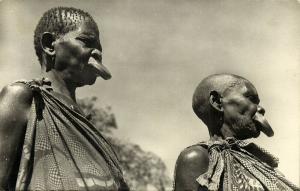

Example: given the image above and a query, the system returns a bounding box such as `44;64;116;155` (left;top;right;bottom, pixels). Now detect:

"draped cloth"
15;79;129;191
196;137;300;191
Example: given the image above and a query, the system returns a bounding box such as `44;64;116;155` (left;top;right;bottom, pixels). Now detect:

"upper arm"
0;83;33;138
174;145;209;191
0;83;33;186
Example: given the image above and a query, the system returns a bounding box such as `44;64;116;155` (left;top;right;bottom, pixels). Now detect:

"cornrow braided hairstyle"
34;7;99;63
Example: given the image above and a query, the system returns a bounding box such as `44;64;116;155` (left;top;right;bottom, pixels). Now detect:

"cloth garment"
14;79;129;191
196;137;300;191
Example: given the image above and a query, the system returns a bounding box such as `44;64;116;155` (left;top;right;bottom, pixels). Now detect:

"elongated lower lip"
88;57;112;80
253;114;274;137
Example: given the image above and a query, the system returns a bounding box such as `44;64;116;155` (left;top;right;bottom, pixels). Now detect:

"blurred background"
0;0;299;189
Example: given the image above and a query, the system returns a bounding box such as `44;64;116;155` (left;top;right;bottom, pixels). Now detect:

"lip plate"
87;57;111;80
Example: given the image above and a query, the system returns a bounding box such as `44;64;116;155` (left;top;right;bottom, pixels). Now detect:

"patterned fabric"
14;79;129;191
196;137;300;191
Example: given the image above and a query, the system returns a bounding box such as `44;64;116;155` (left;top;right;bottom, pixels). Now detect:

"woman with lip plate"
0;7;129;191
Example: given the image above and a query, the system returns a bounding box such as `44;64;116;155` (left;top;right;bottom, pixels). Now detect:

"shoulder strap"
14;78;52;92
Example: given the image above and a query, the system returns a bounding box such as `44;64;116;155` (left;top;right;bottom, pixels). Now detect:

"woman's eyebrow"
80;32;97;37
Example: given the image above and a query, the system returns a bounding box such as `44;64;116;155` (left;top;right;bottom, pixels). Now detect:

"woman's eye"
78;37;93;45
247;95;259;104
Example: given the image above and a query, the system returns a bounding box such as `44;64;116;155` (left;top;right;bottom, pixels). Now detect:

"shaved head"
192;74;248;126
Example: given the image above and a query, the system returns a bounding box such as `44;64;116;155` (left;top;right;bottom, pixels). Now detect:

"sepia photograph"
0;0;299;190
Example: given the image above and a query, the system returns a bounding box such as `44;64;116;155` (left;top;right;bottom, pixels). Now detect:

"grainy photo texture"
0;0;299;190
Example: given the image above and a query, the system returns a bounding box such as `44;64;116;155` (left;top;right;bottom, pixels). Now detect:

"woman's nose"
91;49;102;62
257;105;265;115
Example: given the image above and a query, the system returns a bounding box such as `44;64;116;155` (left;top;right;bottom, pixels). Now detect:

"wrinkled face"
53;19;111;87
222;80;272;140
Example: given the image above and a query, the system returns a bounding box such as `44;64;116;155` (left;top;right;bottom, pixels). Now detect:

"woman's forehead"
244;81;257;93
78;19;99;35
61;19;99;38
224;80;258;97
235;81;258;97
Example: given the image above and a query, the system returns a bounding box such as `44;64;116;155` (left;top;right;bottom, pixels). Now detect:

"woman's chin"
75;77;97;87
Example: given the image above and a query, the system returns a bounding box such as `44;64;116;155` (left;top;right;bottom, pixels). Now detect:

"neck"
209;123;237;140
220;125;236;138
219;123;237;139
40;70;77;102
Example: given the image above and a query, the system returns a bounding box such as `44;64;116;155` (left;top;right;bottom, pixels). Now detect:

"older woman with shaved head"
174;74;299;191
0;7;128;190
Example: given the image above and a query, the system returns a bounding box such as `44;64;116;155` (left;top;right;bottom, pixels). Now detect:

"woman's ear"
209;90;223;112
41;32;56;56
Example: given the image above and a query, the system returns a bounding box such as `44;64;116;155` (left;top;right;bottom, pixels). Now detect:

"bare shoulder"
0;82;33;104
174;144;209;191
176;145;209;173
0;83;34;188
0;82;34;131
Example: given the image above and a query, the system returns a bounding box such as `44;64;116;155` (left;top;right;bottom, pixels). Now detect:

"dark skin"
0;18;111;189
174;146;209;191
174;77;273;191
0;83;33;189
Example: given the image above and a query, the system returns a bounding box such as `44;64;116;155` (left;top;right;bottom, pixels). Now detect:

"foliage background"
78;97;171;190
